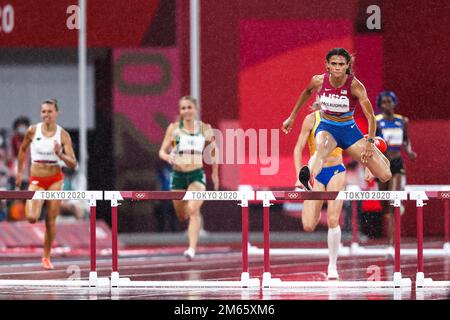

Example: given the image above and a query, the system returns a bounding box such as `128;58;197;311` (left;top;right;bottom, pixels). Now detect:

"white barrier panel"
406;185;450;191
409;191;429;201
336;191;408;201
182;191;255;201
104;191;124;201
32;190;103;200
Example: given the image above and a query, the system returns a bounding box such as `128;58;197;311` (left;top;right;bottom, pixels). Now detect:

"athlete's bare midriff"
172;154;203;172
30;163;62;177
386;150;402;160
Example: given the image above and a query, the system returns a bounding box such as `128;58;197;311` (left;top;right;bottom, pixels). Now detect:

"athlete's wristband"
366;137;375;143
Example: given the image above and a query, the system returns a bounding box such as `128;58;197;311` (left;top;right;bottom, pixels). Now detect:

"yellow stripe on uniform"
321;113;354;123
307;111;342;157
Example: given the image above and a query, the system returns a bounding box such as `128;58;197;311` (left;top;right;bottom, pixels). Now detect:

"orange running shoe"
41;257;55;270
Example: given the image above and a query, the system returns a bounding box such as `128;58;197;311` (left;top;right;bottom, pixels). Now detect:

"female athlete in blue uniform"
282;48;391;190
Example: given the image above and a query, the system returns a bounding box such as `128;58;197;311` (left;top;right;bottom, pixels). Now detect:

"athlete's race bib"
178;135;205;153
381;128;403;146
320;93;350;113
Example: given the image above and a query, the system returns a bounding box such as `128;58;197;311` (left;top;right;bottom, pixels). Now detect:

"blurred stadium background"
0;0;449;245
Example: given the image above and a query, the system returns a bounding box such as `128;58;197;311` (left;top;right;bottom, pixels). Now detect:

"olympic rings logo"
134;193;146;199
441;192;450;199
287;192;299;199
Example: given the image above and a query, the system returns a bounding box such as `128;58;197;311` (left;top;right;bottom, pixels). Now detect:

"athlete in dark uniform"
375;90;417;242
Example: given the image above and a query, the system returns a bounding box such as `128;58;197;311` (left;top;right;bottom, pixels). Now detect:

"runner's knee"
27;217;38;224
327;216;340;228
379;170;392;183
302;219;316;232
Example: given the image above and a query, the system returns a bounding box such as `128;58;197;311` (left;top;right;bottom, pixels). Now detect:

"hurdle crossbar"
104;190;260;289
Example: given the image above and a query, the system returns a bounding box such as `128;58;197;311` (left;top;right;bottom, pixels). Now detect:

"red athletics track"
0;243;448;300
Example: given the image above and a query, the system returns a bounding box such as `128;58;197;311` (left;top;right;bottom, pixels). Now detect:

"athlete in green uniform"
159;96;219;259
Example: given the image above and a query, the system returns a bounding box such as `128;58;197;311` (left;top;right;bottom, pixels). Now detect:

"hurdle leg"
110;201;120;287
409;191;435;288
239;199;259;288
350;201;360;253
241;204;249;278
444;200;450;252
416;204;425;287
411;194;441;288
258;196;281;288
392;199;411;288
89;200;98;287
262;204;271;287
394;204;400;267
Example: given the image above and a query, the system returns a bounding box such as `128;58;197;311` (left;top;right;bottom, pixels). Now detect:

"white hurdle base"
262;287;408;300
351;244;450;256
250;243;450;257
0;272;110;288
110;272;260;289
249;246;351;256
89;271;111;287
444;242;450;253
349;243;395;256
416;272;450;288
262;271;411;289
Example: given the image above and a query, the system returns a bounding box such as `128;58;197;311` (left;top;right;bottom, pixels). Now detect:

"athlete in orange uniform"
294;106;345;279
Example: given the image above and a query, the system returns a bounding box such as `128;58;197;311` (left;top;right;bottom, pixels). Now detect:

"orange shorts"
29;171;64;190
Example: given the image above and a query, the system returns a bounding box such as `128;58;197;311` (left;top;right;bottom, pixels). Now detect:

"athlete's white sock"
327;225;341;271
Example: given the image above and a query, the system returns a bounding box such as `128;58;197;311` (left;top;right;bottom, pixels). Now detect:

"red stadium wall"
0;0;161;47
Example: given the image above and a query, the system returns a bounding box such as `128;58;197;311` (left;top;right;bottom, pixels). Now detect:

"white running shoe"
183;248;195;260
327;267;339;280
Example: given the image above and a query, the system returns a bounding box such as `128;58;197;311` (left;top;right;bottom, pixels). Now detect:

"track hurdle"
350;185;450;257
256;190;411;289
104;190;260;289
410;190;450;288
0;190;108;287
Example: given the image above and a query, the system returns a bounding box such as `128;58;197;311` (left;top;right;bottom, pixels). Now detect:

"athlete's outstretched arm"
282;75;322;134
